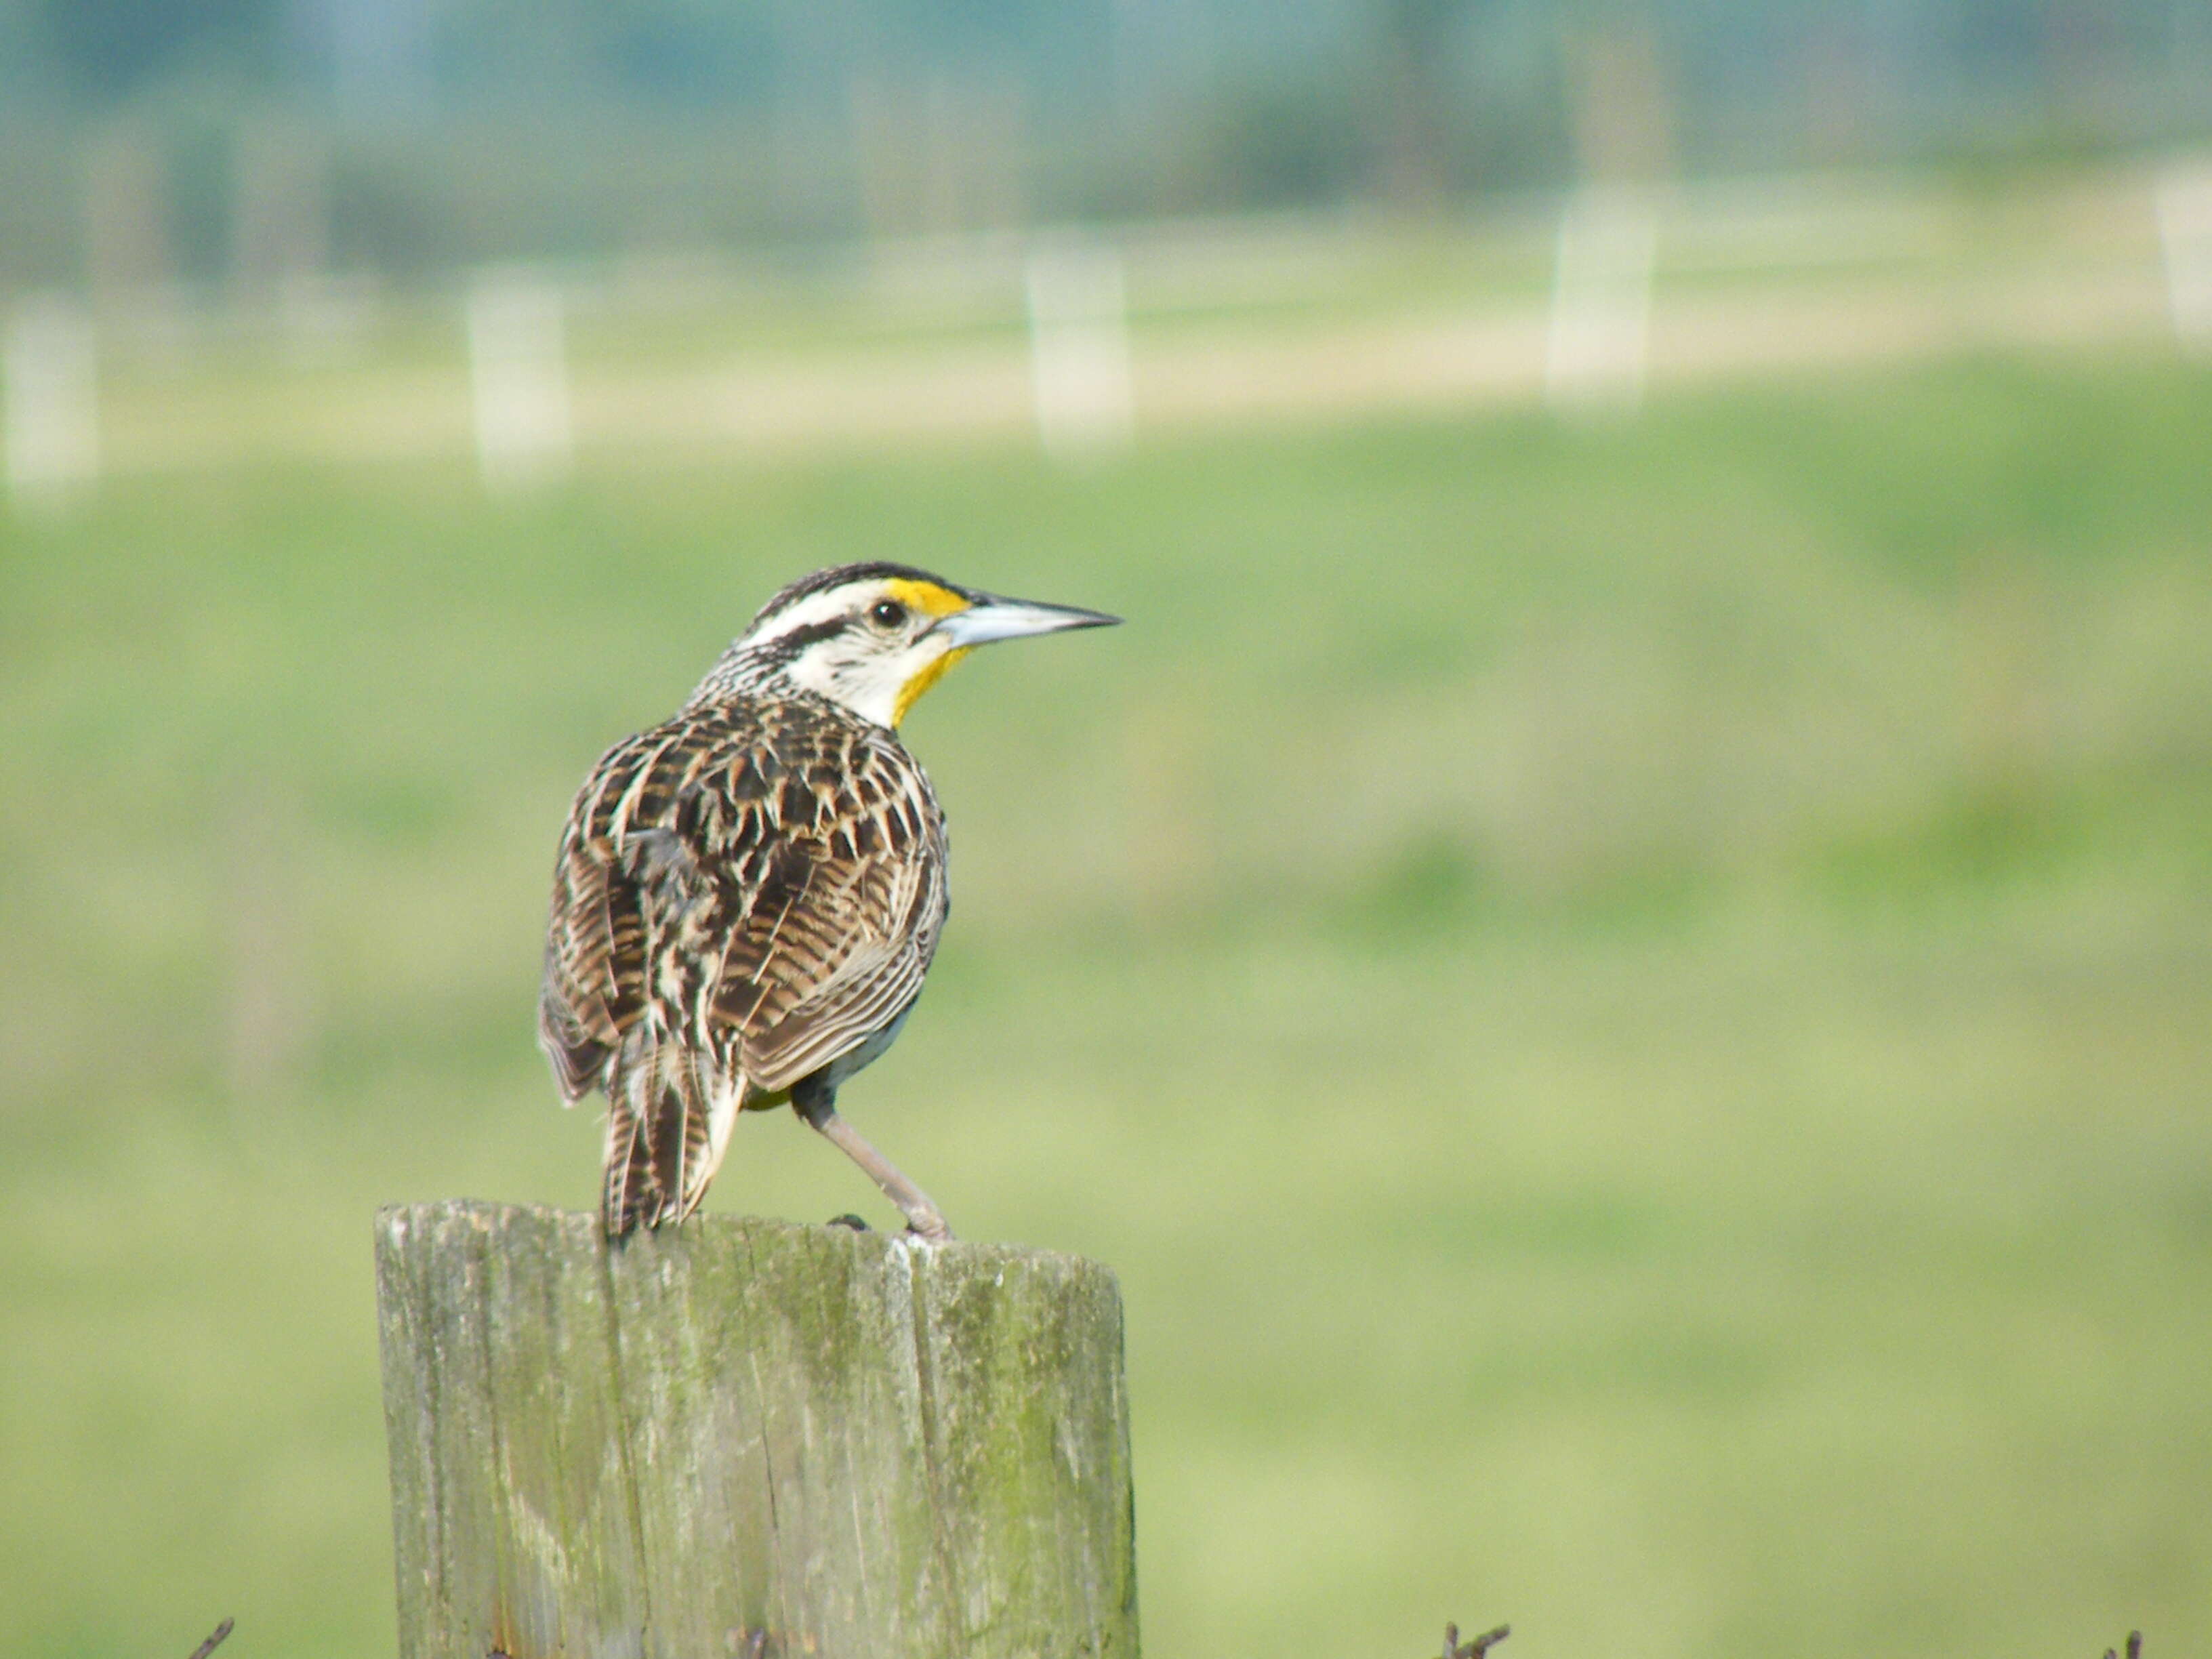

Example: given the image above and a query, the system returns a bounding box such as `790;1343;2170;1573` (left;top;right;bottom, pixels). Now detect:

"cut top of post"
375;1200;1138;1659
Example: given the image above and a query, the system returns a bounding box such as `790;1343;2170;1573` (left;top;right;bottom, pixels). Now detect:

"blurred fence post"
1025;237;1135;464
466;268;573;489
1545;185;1658;414
375;1200;1139;1659
2154;161;2212;356
4;294;100;512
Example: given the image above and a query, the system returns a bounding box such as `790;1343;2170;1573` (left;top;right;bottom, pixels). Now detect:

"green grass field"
3;350;2210;1659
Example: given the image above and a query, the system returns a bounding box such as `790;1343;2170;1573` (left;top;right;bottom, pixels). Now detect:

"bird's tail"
602;1042;730;1237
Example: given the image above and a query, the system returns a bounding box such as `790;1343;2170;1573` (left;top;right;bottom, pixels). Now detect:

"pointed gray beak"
936;594;1122;648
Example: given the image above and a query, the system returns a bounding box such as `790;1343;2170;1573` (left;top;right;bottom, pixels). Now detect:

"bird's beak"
935;594;1122;648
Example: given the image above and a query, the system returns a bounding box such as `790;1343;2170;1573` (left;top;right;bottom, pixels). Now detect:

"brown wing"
699;712;948;1093
718;815;944;1092
539;697;947;1105
538;725;665;1103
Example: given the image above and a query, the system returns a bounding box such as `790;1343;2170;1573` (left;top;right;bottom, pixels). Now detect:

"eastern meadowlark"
539;562;1118;1240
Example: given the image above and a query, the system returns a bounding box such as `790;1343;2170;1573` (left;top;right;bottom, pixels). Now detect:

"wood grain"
375;1201;1137;1659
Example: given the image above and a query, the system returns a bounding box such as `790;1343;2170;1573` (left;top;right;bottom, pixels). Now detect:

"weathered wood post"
375;1201;1138;1659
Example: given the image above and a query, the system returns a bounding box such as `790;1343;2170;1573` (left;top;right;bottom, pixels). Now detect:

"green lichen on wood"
375;1200;1138;1659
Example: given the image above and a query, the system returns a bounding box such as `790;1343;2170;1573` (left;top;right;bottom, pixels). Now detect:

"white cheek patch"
781;638;855;703
786;636;921;728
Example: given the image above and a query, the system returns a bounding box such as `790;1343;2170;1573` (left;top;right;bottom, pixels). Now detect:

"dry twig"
186;1618;234;1659
1441;1620;1510;1659
2102;1633;2143;1659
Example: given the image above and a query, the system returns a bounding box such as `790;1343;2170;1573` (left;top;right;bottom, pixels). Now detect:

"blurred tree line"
1;0;2209;291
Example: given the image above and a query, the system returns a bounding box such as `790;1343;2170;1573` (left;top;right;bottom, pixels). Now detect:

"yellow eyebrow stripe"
883;578;970;617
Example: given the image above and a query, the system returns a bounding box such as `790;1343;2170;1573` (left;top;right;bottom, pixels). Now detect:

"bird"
538;561;1119;1240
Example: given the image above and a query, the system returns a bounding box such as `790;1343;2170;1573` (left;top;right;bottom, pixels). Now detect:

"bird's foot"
825;1213;872;1232
902;1212;956;1245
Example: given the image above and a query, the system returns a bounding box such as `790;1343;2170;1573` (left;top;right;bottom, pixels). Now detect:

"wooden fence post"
375;1200;1138;1659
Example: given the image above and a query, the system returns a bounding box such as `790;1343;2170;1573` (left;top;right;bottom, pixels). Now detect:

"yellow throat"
885;577;976;726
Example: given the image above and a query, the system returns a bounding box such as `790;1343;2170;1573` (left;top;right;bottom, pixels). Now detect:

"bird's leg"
792;1085;954;1242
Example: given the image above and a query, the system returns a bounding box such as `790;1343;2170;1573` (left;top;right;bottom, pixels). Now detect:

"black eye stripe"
756;617;850;663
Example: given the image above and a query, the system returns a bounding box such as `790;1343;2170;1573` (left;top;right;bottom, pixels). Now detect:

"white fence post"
2154;161;2212;356
1025;238;1134;464
4;294;100;511
1546;184;1658;414
466;267;573;489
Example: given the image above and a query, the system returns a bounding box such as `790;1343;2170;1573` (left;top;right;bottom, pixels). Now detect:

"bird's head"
693;562;1120;727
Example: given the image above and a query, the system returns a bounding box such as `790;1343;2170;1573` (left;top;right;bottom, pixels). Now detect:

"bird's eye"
869;600;907;629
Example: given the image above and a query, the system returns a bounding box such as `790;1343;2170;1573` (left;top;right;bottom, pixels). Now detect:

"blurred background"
4;2;2212;1657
